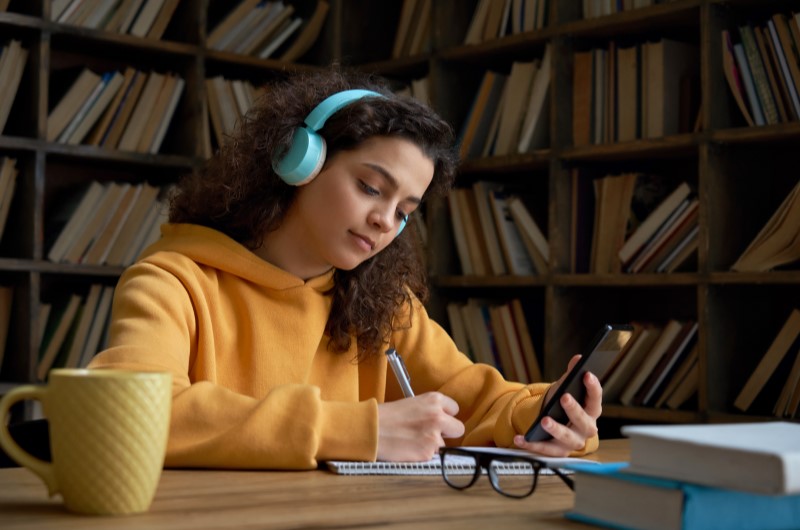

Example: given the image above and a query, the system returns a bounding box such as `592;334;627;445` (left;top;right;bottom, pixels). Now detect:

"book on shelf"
0;40;28;135
739;24;780;126
572;50;593;147
627;198;699;274
733;41;766;126
492;59;538;156
734;308;800;412
632;321;698;407
120;196;169;265
62;182;130;264
616;44;637;142
495;303;530;384
0;285;12;375
488;305;519;382
279;0;329;62
770;13;800;120
81;183;142;265
128;0;167;38
567;461;800;530
601;322;663;403
0;156;19;241
618;319;684;406
77;285;114;369
258;16;303;59
618;181;692;266
63;284;103;369
509;298;542;382
234;3;294;56
643;38;698;138
458;70;507;160
457;188;492;276
446;302;472;360
655;342;699;410
146;0;180;40
149;75;185;153
96;69;148;149
85;67;137;146
391;0;420;58
472;181;508;276
46;181;106;263
731;178;800;272
507;196;548;274
621;421;800;495
37;294;82;381
489;189;536;276
117;71;166;151
65;70;125;145
405;0;431;57
517;43;551;153
774;337;800;418
104;183;162;266
754;23;792;123
591;173;638;274
47;68;103;142
446;190;474;275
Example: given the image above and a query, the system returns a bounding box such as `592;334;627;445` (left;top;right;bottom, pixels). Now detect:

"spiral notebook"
326;446;598;476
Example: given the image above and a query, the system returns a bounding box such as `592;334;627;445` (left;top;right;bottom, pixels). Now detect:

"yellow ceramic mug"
0;369;172;515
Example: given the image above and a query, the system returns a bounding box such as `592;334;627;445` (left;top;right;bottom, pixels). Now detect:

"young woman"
88;68;601;469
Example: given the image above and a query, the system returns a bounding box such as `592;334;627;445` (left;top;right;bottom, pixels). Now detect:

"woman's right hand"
376;392;465;462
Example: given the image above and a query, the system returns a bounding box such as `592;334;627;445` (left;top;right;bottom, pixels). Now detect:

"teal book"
566;462;800;530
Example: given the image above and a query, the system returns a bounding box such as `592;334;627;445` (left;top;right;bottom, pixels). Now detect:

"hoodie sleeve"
393;298;598;456
88;262;378;469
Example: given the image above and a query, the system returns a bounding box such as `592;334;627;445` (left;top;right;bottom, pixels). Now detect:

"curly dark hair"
170;67;458;360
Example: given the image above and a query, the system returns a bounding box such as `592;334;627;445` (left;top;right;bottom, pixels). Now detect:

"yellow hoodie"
89;223;597;469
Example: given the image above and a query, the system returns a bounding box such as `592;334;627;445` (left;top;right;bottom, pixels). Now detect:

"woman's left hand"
512;354;602;457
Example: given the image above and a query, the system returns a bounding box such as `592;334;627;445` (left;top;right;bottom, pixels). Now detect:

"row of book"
391;0;431;59
0;157;18;244
0;40;28;135
207;0;329;62
37;283;115;381
569;422;800;530
735;308;800;419
458;44;551;159
448;182;549;277
580;0;666;20
572;38;700;147
446;298;542;384
51;0;180;40
571;173;698;274
48;67;185;154
722;12;800;127
47;180;168;266
464;0;550;46
602;319;699;411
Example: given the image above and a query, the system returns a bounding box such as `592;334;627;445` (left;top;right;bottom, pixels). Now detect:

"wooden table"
0;439;629;529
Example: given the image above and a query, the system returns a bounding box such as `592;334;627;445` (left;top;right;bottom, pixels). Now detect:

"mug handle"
0;385;59;495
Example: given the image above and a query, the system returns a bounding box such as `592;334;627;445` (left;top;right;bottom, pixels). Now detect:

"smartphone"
524;324;634;442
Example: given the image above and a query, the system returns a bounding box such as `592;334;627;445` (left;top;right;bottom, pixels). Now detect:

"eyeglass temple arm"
550;467;575;491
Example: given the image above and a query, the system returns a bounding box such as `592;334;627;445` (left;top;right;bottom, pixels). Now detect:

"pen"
385;347;415;398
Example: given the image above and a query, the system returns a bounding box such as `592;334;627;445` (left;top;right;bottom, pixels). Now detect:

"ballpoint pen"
385;347;415;398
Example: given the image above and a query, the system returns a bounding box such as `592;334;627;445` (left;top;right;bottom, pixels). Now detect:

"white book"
56;73;108;143
148;75;185;153
62;182;130;264
622;422;800;495
122;198;168;265
63;284;103;368
733;42;765;126
66;70;124;145
517;43;552;153
128;0;165;37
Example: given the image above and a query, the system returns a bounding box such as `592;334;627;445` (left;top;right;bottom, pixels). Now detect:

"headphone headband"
273;89;384;186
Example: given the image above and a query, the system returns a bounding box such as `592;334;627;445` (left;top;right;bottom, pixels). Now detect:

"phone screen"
524;324;634;442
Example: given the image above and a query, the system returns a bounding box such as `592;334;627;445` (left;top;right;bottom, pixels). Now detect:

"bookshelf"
2;0;800;430
346;0;800;429
0;0;334;420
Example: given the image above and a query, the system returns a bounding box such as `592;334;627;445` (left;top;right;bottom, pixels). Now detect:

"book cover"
568;461;800;530
622;421;800;495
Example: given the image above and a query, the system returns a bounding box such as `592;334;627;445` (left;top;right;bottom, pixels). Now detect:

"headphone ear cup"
272;127;327;186
396;216;408;237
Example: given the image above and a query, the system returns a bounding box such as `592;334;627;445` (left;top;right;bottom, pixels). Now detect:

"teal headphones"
272;89;408;236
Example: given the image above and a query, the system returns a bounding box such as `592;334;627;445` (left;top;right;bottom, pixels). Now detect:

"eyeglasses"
438;447;575;499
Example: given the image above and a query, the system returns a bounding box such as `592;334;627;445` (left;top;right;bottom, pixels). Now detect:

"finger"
435;392;460;417
560;392;599;442
440;415;466;439
582;371;603;418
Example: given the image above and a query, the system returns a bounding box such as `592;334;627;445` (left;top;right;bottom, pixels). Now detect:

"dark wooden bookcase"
2;0;800;430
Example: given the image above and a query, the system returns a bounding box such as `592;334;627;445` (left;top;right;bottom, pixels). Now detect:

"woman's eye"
396;211;409;222
359;181;380;196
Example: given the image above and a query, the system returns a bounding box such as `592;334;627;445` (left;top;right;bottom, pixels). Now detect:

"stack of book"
581;0;667;19
602;319;699;410
464;0;551;46
0;39;28;135
447;181;548;277
207;0;329;61
47;67;185;154
51;0;181;40
567;422;800;530
721;11;800;128
458;44;551;159
446;297;543;383
36;283;116;381
47;180;167;267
